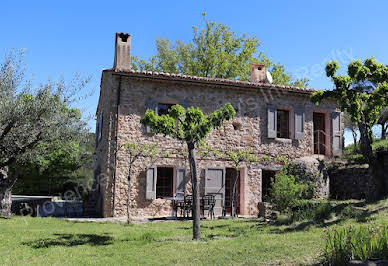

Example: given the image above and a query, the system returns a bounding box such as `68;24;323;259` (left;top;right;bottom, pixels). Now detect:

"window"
157;103;175;116
156;167;173;198
276;109;289;139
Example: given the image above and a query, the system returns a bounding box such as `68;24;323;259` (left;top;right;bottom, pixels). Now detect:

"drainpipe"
111;75;122;217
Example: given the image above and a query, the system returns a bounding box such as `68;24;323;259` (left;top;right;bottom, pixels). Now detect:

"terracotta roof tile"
104;68;317;94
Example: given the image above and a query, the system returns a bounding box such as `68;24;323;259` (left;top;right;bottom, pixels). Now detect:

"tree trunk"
359;122;386;200
381;123;387;140
351;129;358;152
231;169;239;218
0;168;12;217
187;142;200;240
127;168;131;224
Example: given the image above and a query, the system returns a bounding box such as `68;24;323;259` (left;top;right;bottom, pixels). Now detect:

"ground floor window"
156;167;173;198
262;170;277;202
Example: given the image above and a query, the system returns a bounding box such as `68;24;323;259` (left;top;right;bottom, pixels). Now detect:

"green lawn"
1;199;387;265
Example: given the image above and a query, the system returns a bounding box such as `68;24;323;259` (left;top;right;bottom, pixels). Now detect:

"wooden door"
205;167;225;217
225;168;240;214
313;113;326;155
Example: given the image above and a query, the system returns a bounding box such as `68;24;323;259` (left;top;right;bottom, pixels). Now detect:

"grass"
343;138;388;163
1;199;388;265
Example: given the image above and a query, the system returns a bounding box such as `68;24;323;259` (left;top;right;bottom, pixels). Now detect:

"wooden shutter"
267;105;277;138
145;99;158;133
332;112;342;156
175;167;186;194
294;109;305;140
145;166;157;200
205;167;226;217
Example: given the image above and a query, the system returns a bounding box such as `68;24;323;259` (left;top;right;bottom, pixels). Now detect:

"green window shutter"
332;112;342;156
205;167;226;217
146;166;157;200
294;109;305;140
267;105;277;138
175;167;186;194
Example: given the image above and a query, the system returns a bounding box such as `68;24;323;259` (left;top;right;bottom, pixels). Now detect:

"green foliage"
321;225;388;265
261;155;272;161
141;102;236;144
291;201;333;222
0;51;90;171
311;57;388;130
274;156;288;164
340;205;366;220
269;166;310;213
11;133;94;197
132;13;309;87
226;148;258;170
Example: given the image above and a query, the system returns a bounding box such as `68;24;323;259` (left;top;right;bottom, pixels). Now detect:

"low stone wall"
328;149;388;200
328;163;374;200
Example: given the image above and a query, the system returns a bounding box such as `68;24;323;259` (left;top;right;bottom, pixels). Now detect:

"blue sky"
1;0;387;145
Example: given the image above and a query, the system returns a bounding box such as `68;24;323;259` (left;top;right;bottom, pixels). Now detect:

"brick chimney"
113;33;131;71
250;63;266;83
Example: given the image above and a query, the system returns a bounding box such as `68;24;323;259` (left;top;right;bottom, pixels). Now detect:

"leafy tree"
311;58;388;199
225;149;258;217
141;103;236;240
0;51;89;217
377;107;388;140
123;142;158;224
11;133;94;197
132;13;309;87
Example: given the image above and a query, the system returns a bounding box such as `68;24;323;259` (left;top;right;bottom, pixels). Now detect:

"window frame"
276;109;290;139
155;166;175;198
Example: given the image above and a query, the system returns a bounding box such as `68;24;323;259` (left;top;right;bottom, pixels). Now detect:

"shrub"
321;225;388;265
291;200;332;222
340;205;366;220
313;203;332;222
269;165;310;213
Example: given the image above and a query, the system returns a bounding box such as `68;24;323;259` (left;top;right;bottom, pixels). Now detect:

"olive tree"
141;103;235;240
0;51;89;216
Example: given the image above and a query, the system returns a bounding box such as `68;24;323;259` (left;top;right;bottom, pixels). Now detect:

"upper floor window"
157;103;175;116
276;109;289;139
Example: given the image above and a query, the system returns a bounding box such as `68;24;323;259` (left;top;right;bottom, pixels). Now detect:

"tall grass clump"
321;225;388;265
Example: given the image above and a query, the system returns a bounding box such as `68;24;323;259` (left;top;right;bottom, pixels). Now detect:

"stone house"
94;33;343;218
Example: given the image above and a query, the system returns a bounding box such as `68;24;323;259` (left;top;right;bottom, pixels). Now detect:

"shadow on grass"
23;233;113;248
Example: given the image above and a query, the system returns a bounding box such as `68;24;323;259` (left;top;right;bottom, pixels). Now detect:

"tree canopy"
131;14;309;87
311;57;388;199
0;51;89;170
0;51;90;216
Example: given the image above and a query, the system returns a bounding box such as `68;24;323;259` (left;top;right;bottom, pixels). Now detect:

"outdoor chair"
173;192;185;217
183;194;193;218
201;194;216;219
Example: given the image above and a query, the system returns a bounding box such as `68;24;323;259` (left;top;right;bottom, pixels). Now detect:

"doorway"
313;112;326;155
225;168;240;214
262;170;276;202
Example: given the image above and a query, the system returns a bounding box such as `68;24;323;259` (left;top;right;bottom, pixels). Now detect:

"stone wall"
328;163;374;200
96;70;341;217
328;149;388;200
